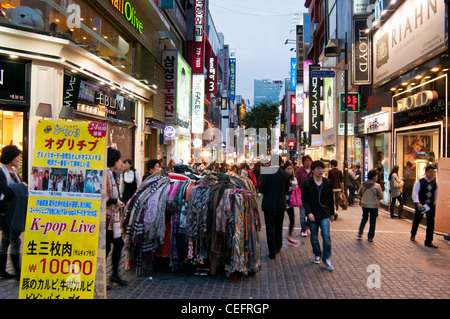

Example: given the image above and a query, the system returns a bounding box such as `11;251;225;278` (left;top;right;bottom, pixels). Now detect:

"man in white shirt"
410;165;438;248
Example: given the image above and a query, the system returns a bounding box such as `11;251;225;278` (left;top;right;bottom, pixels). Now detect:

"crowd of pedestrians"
0;145;442;286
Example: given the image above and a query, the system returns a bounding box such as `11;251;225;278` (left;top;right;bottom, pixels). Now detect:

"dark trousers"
333;191;340;210
358;207;378;239
264;211;284;257
390;195;403;217
411;205;435;245
106;230;124;277
286;207;295;236
348;185;355;205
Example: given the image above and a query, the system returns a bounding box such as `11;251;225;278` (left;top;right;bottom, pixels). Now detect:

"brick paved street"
1;196;449;300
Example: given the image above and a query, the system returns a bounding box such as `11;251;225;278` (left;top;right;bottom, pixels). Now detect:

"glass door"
0;109;25;179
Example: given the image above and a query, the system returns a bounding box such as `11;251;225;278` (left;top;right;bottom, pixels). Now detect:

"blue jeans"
309;218;331;259
358;207;378;239
300;206;309;232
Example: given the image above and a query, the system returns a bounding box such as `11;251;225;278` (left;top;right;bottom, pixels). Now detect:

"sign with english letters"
352;19;372;85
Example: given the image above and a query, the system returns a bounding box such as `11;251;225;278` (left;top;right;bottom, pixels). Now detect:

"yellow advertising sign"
19;120;107;299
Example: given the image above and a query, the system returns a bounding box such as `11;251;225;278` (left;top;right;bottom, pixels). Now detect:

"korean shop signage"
111;0;143;33
339;92;360;112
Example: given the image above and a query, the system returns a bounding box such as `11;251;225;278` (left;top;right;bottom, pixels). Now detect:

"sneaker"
324;258;334;271
307;227;311;235
313;256;321;264
301;231;308;237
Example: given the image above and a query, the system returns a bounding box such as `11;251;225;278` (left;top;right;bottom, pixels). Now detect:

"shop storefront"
371;0;448;210
62;70;137;161
0;0;163;176
392;74;448;209
360;110;391;204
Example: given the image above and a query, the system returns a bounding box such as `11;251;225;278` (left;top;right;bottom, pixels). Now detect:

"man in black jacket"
301;160;335;270
260;157;290;260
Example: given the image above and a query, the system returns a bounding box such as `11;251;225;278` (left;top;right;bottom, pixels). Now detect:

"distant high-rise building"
254;79;283;105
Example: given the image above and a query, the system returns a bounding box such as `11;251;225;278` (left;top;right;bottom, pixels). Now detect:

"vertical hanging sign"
162;50;177;124
309;65;321;134
191;74;205;133
229;50;236;100
352;18;372;85
290;57;296;91
290;95;297;125
19;120;107;299
192;0;205;73
207;56;218;94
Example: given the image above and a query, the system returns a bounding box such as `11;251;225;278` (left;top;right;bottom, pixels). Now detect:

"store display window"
0;110;24;178
396;128;440;208
0;0;133;74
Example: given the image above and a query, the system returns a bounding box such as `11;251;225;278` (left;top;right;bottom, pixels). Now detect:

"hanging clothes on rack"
122;174;170;275
121;170;262;278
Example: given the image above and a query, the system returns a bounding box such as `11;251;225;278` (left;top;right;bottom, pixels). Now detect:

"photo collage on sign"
30;166;103;194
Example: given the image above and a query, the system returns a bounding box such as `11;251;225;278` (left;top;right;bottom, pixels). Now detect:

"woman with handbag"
283;162;299;245
389;165;404;218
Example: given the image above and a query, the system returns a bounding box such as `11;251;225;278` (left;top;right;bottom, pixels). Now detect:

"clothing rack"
121;171;261;278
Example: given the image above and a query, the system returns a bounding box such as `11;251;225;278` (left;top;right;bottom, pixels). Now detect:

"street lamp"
324;33;349;196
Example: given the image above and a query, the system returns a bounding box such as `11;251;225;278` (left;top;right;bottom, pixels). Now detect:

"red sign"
288;140;295;148
290;95;297;125
191;0;205;73
207;56;218;93
339;92;360;112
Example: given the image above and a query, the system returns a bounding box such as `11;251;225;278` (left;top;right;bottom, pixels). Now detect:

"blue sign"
229;58;236;100
164;126;175;137
303;13;311;46
290;58;296;91
311;70;335;78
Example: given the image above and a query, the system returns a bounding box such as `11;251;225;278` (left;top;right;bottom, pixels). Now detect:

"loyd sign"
396;90;438;112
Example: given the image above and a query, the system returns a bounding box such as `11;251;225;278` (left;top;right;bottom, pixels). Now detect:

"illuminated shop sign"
62;73;132;120
339;92;360;112
110;0;143;33
373;0;445;86
162;50;192;128
191;74;205;134
393;76;446;128
396;91;438;112
309;65;321;134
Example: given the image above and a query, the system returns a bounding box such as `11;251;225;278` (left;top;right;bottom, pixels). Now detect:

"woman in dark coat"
0;145;26;280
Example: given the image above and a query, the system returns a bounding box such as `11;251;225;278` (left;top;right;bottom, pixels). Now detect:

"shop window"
0;0;133;74
397;129;439;208
0;110;24;178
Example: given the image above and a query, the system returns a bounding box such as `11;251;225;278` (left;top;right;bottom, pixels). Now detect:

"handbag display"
289;187;303;207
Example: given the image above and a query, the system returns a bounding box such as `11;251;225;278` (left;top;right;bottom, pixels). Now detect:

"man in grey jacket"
357;169;383;242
